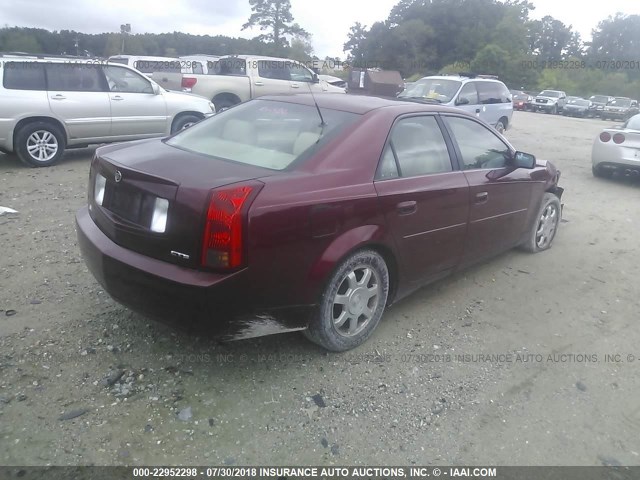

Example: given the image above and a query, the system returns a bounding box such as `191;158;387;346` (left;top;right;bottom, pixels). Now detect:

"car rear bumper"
75;206;312;339
592;142;640;170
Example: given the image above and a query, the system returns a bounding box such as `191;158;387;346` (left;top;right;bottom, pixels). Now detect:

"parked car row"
517;88;639;121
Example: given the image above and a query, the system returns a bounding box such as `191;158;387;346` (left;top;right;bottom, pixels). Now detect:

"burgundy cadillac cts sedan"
76;94;563;351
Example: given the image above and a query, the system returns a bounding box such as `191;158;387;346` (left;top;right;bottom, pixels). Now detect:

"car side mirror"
512;151;536;169
152;83;161;95
311;73;319;84
456;97;470;106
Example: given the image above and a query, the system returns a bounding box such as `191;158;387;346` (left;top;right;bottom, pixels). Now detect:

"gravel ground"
1;111;640;467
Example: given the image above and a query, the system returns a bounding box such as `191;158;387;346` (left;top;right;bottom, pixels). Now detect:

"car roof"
416;75;505;84
257;93;477;115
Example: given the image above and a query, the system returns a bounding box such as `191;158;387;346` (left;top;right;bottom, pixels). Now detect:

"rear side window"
46;64;104;92
257;60;290;80
379;116;453;179
3;62;46;90
477;81;510;104
214;59;247;76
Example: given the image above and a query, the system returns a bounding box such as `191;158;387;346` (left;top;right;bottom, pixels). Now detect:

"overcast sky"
1;0;639;58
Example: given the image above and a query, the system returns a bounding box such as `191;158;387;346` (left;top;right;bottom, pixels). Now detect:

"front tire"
15;122;66;167
520;193;561;253
171;114;203;134
304;250;389;352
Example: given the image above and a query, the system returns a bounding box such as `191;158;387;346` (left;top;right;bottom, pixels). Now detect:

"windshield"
569;99;590;106
165;100;359;170
513;94;528;101
609;98;631;107
539;90;561;98
398;78;462;102
590;95;609;103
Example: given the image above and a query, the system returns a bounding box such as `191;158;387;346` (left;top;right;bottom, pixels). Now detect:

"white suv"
0;55;216;167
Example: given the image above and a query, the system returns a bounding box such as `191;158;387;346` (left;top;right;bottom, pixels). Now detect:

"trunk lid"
90;139;275;269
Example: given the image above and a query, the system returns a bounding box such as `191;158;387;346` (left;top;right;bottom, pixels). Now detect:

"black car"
602;97;640;121
589;95;615;118
562;98;596;118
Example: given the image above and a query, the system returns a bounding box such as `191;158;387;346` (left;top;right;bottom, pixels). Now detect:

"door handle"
396;200;417;215
254;81;264;86
290;83;300;88
111;95;124;101
50;94;66;100
475;192;489;204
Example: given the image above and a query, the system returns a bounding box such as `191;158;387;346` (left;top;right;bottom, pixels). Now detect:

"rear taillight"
182;77;197;89
613;133;625;144
201;183;261;269
599;132;611;142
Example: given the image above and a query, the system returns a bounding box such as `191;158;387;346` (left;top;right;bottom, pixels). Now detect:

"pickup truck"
152;54;346;110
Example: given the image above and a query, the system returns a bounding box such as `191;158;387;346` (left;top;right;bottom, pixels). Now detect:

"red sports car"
76;94;563;351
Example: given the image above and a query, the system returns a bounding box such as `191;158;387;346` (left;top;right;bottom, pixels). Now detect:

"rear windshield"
165;99;360;170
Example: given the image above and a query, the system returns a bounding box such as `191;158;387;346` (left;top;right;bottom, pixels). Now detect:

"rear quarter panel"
191;75;252;102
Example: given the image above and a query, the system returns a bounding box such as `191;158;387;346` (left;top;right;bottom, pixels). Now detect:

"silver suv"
0;55;216;167
398;74;513;133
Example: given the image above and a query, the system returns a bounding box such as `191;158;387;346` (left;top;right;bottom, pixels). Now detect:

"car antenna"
306;80;326;128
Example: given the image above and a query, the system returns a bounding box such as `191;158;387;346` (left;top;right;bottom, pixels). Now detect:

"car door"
101;65;168;137
441;114;533;264
453;82;482;119
254;60;292;97
45;63;111;141
374;115;470;284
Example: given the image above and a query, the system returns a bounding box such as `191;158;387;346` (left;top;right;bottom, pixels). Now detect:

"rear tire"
303;250;389;352
495;117;507;134
15;121;66;167
520;193;561;253
212;96;239;112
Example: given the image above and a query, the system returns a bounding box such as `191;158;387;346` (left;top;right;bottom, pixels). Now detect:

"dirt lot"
1;111;640;467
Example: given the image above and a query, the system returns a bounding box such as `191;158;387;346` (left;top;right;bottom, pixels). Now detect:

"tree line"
2;0;640;97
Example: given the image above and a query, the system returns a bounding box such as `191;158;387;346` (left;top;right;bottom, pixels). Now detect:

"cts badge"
114;170;122;183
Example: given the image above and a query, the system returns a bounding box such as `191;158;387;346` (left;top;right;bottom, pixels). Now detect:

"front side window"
102;65;153;93
288;64;313;82
457;82;479;105
2;62;46;90
445;116;511;170
378;116;452;179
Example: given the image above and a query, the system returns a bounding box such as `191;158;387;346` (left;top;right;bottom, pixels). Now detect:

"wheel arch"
12;116;68;150
307;225;400;306
212;92;241;107
170;111;205;131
